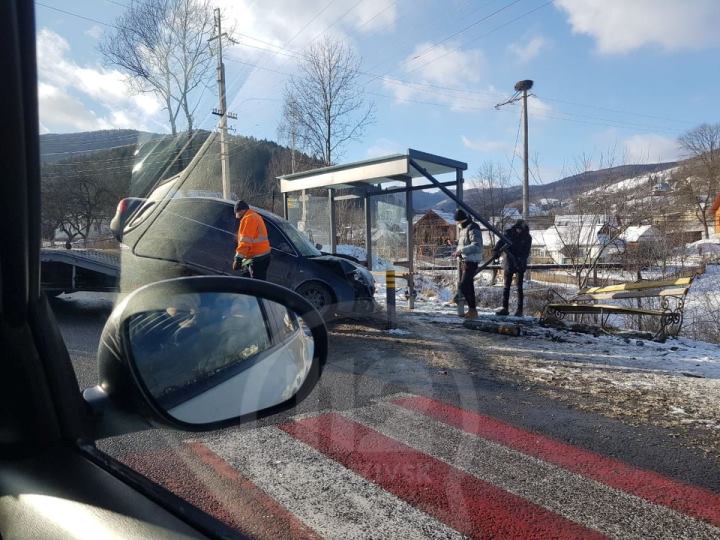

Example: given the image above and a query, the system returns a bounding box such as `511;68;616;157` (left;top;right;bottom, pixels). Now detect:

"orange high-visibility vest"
236;209;271;258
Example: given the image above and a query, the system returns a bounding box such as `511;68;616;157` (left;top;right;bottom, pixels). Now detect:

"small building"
541;215;624;265
413;210;456;245
619;225;663;246
413;210;457;260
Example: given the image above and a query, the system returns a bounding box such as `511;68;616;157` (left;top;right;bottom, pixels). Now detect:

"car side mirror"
83;276;327;437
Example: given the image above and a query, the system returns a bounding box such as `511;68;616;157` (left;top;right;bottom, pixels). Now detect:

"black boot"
496;288;510;316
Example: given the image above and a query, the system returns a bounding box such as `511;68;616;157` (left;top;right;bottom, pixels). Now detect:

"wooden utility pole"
495;79;534;220
209;9;236;199
521;85;530;220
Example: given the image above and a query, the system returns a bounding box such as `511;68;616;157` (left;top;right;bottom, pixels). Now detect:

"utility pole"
520;82;530;220
209;8;237;199
495;79;534;220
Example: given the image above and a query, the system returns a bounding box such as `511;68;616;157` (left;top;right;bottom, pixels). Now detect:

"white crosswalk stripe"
193;394;720;539
342;400;720;540
202;426;464;540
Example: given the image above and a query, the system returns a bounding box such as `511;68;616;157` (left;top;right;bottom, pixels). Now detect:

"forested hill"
40;129;162;163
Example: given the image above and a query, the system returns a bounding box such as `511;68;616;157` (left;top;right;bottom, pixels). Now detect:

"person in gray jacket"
452;208;483;319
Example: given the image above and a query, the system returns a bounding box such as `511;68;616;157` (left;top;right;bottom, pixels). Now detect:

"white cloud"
508;36;546;62
216;0;396;57
36;28;164;133
85;25;103;40
528;96;552;119
554;0;720;54
461;136;509;153
623;133;682;163
405;42;485;85
37;82;110;132
355;0;397;33
382;42;493;111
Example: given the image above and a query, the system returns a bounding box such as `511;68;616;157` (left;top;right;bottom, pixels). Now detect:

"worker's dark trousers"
459;261;479;310
502;269;524;312
248;253;271;280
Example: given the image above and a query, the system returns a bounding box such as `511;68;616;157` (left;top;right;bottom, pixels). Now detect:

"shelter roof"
279;149;467;193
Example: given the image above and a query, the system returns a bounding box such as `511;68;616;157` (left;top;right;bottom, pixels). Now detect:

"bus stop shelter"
278;149;468;288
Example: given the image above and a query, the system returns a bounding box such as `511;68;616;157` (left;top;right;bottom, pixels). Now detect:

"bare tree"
41;168;116;246
282;37;374;166
100;0;215;134
677;123;720;239
467;162;512;248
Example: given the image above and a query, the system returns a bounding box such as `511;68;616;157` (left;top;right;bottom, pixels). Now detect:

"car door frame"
0;3;246;538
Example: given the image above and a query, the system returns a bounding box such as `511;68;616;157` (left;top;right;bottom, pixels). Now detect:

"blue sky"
35;0;720;184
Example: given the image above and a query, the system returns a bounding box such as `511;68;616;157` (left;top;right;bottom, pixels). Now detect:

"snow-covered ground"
369;276;720;454
584;167;676;196
372;264;720;380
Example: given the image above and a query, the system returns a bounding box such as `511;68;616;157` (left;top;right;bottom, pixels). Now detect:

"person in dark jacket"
453;208;483;319
492;219;532;317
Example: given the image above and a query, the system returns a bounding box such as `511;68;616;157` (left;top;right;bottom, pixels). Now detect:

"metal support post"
329;189;336;254
282;193;288;220
386;269;396;329
405;178;415;310
456;168;464;201
364;194;373;270
456;167;465;316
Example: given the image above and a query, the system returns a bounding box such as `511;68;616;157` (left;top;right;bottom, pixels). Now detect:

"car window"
134;199;234;269
274;218;322;257
37;1;720;539
266;221;296;255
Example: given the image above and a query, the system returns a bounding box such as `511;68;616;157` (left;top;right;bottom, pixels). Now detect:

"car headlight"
351;267;374;289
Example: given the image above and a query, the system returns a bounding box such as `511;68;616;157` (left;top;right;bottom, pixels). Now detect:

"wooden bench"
540;276;696;339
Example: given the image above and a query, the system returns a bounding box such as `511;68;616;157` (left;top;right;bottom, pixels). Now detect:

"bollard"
386;269;396;329
407;272;415;310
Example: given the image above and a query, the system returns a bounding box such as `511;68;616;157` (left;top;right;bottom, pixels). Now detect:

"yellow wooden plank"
545;303;663;316
576;286;690;301
580;276;693;295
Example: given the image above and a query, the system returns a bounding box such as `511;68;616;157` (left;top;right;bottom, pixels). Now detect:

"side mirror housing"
84;276;327;437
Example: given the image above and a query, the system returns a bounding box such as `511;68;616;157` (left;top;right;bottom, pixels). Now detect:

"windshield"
37;1;720;538
274;218;322;257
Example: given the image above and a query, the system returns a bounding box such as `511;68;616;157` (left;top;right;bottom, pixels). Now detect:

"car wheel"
296;282;333;318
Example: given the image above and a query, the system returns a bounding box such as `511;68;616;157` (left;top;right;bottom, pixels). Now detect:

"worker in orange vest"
232;200;271;280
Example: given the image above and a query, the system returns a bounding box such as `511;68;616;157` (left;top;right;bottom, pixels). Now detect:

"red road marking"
120;443;320;540
280;413;605;540
188;442;322;540
394;395;720;527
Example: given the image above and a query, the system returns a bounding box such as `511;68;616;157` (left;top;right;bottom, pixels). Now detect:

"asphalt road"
52;293;720;539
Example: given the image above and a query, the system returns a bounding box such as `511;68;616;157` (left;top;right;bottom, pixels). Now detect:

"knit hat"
234;200;250;213
453;208;469;222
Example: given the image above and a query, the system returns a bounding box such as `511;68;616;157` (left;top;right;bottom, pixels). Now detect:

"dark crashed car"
113;178;376;319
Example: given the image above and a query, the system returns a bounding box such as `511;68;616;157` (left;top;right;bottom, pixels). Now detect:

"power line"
355;0;397;32
284;0;339;47
405;0;553;76
403;0;523;67
35;1;119;29
307;0;366;43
